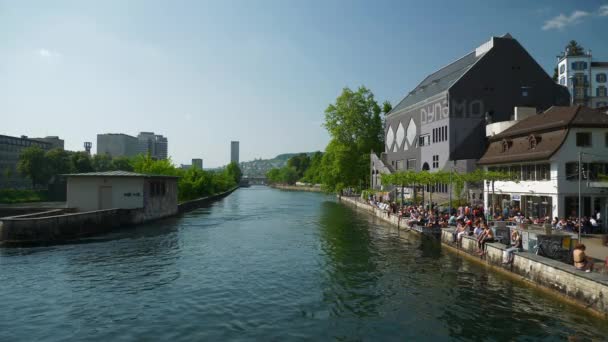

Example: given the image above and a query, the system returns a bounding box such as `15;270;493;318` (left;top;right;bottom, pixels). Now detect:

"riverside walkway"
338;195;608;317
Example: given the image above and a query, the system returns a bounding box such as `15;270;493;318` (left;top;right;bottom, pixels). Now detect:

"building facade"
32;136;64;150
0;135;54;189
65;170;178;221
373;34;570;199
231;141;239;164
478;106;608;222
556;49;608;108
137;132;168;160
97;133;139;157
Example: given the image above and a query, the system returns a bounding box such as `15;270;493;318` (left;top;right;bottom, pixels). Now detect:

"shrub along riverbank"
9;149;242;204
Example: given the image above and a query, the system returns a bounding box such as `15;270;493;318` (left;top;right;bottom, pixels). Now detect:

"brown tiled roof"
479;106;608;165
478;129;567;165
491;106;608;141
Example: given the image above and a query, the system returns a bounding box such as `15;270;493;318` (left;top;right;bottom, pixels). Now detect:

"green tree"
287;153;311;179
91;154;113;171
302;151;323;184
565;40;584;56
279;166;299;185
382;101;392;115
17;146;50;187
132;154;176;176
225;162;242;184
552;66;559;82
111;156;135;172
71;152;94;173
320;86;385;192
45;148;72;177
266;168;281;184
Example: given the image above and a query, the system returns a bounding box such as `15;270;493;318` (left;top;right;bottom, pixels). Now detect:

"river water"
1;187;607;341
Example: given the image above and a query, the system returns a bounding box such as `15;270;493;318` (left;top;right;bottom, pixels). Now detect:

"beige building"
65;171;178;222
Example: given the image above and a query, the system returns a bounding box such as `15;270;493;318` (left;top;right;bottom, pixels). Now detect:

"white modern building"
478;106;608;221
556;49;608;108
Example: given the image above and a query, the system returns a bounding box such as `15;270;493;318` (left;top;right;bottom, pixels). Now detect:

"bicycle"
533;240;573;264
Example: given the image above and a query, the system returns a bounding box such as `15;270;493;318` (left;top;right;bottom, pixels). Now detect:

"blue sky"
1;0;607;167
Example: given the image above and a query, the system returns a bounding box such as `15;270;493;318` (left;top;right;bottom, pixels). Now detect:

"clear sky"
2;0;607;167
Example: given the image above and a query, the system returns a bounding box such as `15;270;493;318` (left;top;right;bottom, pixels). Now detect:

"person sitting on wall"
502;230;523;264
477;224;495;255
573;244;594;273
457;221;472;244
452;219;465;243
473;220;484;237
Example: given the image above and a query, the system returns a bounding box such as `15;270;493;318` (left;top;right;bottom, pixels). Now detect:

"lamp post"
578;151;582;242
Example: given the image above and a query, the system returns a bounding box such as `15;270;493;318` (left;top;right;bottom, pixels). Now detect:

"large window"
407;159;416;170
419;134;430;147
522;164;535;181
597;73;607;83
597;86;607;97
576;132;592;147
560;64;565;74
432;155;439;169
536;164;550;180
565;162;579;181
396;160;405;170
571;61;588;70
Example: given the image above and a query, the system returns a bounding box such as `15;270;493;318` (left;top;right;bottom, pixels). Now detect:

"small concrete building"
65;171;179;222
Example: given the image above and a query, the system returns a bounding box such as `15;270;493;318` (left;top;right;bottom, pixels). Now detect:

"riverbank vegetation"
11;147;241;203
266;86;391;192
0;189;49;204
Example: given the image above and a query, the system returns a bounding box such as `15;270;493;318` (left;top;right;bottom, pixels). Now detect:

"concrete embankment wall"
178;186;238;213
0;209;126;245
271;184;323;192
339;195;608;317
0;187;239;245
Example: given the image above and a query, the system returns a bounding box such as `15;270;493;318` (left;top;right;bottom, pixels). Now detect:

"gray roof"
389;51;483;115
63;170;178;178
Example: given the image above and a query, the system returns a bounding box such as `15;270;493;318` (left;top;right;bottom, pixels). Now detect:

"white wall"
67;177;145;212
552;127;608;195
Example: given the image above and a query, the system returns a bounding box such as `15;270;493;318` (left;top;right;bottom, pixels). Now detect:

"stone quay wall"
339;195;608;317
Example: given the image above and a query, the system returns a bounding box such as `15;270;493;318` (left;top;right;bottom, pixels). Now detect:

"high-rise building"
556;48;608;108
231;141;239;164
97;133;139;157
32;136;64;150
0;135;54;189
137;132;168;160
192;158;203;169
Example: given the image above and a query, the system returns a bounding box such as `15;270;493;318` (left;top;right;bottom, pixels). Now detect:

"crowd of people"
365;194;605;271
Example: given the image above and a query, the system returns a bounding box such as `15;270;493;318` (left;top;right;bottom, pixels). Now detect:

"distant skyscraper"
137;132;168;160
192;158;203;169
97;133;138;157
231;141;239;164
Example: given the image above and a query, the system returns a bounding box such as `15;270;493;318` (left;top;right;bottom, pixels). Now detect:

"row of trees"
381;169;516;212
16;146;242;202
16;147;134;187
265;152;323;185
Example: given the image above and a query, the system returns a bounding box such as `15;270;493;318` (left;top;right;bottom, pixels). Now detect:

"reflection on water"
0;187;606;341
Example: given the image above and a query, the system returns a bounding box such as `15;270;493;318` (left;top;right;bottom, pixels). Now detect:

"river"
1;187;607;341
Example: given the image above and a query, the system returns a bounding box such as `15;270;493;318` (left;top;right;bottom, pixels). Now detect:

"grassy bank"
0;189;48;204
